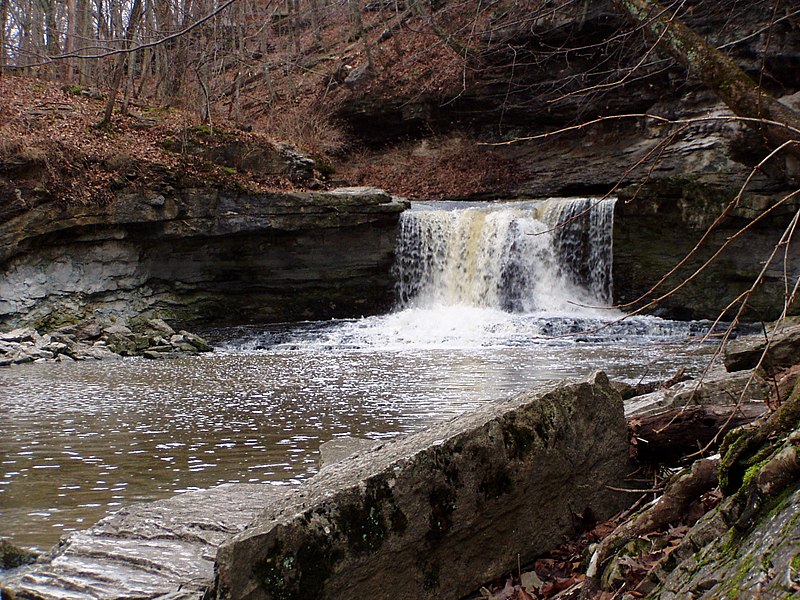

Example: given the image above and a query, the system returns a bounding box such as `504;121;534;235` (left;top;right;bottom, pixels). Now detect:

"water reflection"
0;315;712;550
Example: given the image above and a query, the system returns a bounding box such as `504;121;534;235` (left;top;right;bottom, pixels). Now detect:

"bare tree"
0;0;8;79
100;0;143;125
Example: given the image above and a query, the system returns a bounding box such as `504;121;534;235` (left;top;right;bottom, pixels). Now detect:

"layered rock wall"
0;187;407;329
612;181;800;321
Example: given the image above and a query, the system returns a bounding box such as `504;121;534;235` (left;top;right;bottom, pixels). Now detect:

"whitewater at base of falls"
219;307;714;353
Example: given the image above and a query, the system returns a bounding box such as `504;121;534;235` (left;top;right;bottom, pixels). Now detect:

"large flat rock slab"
1;484;291;600
214;373;631;600
624;367;771;417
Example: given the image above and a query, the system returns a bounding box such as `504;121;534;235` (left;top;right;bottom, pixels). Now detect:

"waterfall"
393;198;616;314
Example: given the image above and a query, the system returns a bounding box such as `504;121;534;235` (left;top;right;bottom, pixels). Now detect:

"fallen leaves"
0;76;307;209
480;578;536;600
469;480;722;600
339;134;524;199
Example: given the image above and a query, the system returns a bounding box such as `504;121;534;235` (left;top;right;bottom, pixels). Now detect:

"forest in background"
3;0;797;152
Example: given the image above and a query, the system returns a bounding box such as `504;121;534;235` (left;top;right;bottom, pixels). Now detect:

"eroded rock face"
0;484;290;600
214;373;631;600
612;180;800;321
0;187;407;329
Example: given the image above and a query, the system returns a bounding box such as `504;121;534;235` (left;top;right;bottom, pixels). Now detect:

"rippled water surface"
0;308;713;549
2;199;720;549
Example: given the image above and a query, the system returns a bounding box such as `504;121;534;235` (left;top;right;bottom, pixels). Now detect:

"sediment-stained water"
0;317;712;549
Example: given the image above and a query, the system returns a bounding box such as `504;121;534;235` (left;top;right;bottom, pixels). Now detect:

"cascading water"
212;197;702;350
394;198;616;315
0;197;713;552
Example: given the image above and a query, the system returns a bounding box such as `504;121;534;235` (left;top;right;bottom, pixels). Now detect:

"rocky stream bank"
0;318;211;366
0;185;407;332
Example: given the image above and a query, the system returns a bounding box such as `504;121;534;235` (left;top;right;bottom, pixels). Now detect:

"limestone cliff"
330;0;800;321
0;185;407;330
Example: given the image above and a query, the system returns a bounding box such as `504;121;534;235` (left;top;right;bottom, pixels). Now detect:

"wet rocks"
624;366;772;417
0;484;291;600
214;372;631;600
0;539;38;571
0;327;69;365
724;321;800;372
0;318;213;366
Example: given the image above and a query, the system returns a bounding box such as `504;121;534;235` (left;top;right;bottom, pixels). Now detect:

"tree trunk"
309;0;322;44
65;0;77;82
76;0;91;83
0;0;8;79
349;0;373;68
100;0;143;126
613;0;800;151
42;0;60;60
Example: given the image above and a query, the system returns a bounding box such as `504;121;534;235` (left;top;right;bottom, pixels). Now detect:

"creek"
0;198;713;550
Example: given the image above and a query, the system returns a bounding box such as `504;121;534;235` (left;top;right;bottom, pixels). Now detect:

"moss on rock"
0;539;38;570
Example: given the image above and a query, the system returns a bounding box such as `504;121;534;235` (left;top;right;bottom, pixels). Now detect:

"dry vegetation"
0;0;594;200
339;134;523;198
3;0;790;201
0;76;312;208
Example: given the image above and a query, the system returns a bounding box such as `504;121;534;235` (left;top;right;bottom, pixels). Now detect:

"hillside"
4;1;798;201
0;76;313;214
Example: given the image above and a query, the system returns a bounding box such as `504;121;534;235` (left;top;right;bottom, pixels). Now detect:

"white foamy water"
394;198;616;313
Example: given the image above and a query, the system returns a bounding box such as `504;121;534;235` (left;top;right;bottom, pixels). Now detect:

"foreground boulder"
648;382;800;599
214;373;631;600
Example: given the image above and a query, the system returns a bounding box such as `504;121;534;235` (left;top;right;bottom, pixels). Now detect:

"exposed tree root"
719;377;800;494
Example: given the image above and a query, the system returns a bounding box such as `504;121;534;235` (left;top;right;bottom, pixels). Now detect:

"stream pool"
1;198;719;549
0;308;713;550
